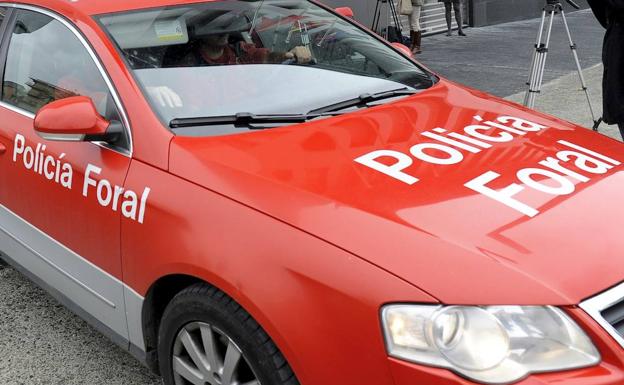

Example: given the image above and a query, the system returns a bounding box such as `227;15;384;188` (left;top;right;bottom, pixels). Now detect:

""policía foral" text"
13;134;150;224
355;115;620;217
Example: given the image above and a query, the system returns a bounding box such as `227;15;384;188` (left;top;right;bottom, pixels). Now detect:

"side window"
0;7;6;25
1;10;120;124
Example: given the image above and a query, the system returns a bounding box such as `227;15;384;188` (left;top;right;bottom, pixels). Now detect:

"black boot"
413;31;422;54
409;30;417;52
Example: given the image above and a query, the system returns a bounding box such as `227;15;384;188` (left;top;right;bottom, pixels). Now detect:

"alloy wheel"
172;321;261;385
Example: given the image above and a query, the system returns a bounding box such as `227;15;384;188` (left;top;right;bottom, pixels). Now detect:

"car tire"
158;283;300;385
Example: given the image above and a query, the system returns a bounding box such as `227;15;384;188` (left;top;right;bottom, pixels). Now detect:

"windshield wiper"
308;88;418;114
169;112;344;129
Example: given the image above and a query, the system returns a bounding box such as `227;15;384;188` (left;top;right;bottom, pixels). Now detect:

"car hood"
169;80;624;305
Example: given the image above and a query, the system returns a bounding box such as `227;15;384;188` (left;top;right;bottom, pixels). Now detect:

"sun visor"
101;12;189;49
192;13;251;37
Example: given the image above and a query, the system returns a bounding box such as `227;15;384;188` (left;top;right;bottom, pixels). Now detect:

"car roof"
8;0;218;16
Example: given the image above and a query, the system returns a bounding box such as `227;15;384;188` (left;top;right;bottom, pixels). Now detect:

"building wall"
470;0;589;27
322;0;378;27
322;0;590;29
321;0;467;35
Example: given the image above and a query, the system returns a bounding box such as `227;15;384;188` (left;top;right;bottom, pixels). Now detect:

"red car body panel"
12;0;221;16
121;158;437;384
0;112;130;280
169;80;624;306
0;1;623;385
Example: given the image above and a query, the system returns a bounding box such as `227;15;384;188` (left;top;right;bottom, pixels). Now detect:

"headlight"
381;305;600;384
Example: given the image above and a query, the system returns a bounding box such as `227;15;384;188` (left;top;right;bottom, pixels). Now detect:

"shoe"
446;30;452;37
458;30;467;36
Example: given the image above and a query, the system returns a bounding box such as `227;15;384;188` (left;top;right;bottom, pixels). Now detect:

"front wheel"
158;283;299;385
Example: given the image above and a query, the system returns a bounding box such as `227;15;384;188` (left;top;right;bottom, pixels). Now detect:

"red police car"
0;1;623;385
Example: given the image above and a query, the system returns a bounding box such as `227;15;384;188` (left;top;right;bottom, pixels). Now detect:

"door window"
1;10;119;122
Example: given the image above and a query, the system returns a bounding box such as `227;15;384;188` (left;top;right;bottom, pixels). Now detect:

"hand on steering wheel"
284;46;313;64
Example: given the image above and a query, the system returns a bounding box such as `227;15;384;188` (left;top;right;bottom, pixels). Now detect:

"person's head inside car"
174;12;312;66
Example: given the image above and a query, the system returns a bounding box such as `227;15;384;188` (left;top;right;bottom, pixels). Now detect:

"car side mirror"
391;42;414;58
34;96;121;143
335;7;354;18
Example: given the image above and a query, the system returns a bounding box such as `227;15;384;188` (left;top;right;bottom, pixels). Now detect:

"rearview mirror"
335;7;354;18
34;96;121;142
391;42;414;58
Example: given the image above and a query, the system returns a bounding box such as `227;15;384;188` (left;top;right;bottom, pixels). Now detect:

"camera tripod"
372;0;403;42
524;0;602;131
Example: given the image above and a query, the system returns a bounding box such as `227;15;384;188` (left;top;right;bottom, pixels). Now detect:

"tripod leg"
372;0;380;32
389;0;403;36
524;9;548;106
386;1;391;38
560;10;601;130
526;8;556;109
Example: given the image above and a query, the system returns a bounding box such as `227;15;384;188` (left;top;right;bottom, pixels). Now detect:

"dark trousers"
444;2;463;32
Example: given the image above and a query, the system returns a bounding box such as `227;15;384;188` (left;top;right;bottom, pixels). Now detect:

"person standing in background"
409;0;425;54
587;0;624;139
439;0;466;37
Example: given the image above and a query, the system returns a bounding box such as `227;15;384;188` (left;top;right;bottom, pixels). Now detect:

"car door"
0;7;133;344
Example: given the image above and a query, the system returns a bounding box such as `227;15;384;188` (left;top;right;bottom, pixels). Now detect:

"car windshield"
97;0;435;136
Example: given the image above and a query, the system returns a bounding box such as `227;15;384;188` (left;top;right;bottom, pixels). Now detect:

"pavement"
0;264;161;385
0;8;619;385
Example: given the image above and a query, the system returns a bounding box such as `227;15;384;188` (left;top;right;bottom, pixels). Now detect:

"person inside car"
152;12;313;108
165;12;313;67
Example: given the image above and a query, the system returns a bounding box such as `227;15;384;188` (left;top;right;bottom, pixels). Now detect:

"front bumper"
388;308;624;385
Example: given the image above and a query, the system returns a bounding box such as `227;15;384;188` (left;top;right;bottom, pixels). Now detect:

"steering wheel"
281;57;298;65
